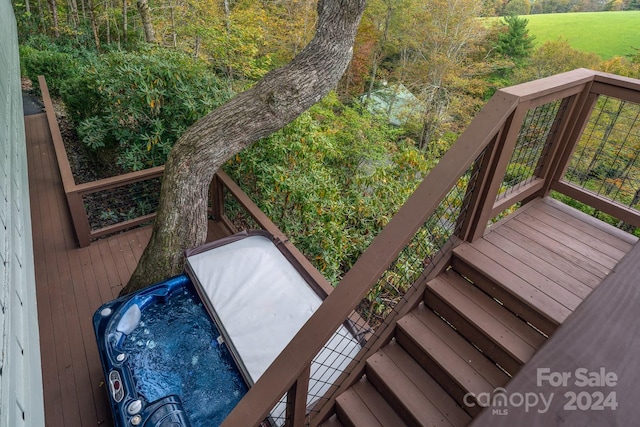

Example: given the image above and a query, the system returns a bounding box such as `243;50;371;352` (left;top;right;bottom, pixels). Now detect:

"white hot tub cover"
184;231;362;396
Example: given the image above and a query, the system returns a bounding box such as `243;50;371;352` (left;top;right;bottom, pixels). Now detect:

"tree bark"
136;0;155;43
122;0;127;43
48;0;60;37
105;0;111;44
364;0;392;104
87;0;101;50
122;0;366;295
68;0;79;29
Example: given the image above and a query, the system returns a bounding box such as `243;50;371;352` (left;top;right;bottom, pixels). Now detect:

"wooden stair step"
395;306;509;416
471;237;585;307
482;229;594;298
425;269;546;375
334;377;408;427
365;342;471;427
452;242;568;335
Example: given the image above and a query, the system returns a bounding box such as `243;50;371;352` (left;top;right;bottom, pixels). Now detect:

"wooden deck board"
452;243;573;327
524;205;628;261
501;219;609;279
515;211;619;270
335;384;385;427
25;112;233;427
482;231;593;298
381;343;472;427
350;379;408;427
397;308;509;395
491;224;602;288
540;197;637;248
427;271;543;372
456;197;637;335
26;114;66;426
366;349;462;427
471;238;584;309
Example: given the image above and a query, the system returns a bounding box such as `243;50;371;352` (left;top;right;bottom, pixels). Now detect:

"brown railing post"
210;173;225;220
529;83;596;201
464;103;530;242
66;191;92;247
285;365;311;427
543;88;598;196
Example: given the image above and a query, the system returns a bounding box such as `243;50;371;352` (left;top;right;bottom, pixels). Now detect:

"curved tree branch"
122;0;367;294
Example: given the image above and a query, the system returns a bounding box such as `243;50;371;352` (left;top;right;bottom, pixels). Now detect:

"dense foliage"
225;94;434;283
66;49;231;171
20;37;232;171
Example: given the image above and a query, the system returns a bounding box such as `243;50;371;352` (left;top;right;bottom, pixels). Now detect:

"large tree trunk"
136;0;155;43
122;0;366;295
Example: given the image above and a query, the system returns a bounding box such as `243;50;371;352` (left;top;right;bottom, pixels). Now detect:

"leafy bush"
19;45;80;96
62;48;233;171
225;93;435;284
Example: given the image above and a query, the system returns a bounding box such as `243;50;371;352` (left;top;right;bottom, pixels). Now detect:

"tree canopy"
15;0;640;294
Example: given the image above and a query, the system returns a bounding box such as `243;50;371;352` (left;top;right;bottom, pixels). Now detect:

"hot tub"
94;231;364;426
93;275;247;427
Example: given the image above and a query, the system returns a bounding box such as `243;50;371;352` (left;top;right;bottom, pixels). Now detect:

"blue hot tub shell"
93;275;247;427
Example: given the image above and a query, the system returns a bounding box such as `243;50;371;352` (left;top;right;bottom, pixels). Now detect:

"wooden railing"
39;77;314;255
221;69;640;426
39;75;340;302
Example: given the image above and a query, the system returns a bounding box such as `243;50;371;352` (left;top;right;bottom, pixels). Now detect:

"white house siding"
0;1;45;426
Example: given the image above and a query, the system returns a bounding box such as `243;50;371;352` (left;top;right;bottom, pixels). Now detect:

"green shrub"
19;45;79;96
59;73;102;124
63;48;233;171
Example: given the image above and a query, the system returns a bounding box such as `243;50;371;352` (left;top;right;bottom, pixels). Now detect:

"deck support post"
285;365;311;427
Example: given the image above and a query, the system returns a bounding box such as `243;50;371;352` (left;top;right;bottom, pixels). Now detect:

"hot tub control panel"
108;370;125;403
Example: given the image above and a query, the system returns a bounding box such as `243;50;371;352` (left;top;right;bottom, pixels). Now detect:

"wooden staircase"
321;243;551;427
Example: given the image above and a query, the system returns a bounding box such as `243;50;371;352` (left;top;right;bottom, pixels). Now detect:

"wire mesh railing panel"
497;99;566;200
563;96;640;211
357;150;485;330
290;147;489;423
83;177;162;231
266;323;364;426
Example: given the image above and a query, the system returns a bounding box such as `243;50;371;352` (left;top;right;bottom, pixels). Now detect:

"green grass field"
521;11;640;59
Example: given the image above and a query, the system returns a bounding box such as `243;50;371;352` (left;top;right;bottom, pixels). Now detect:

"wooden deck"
25;112;231;427
326;199;638;427
25;106;639;427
